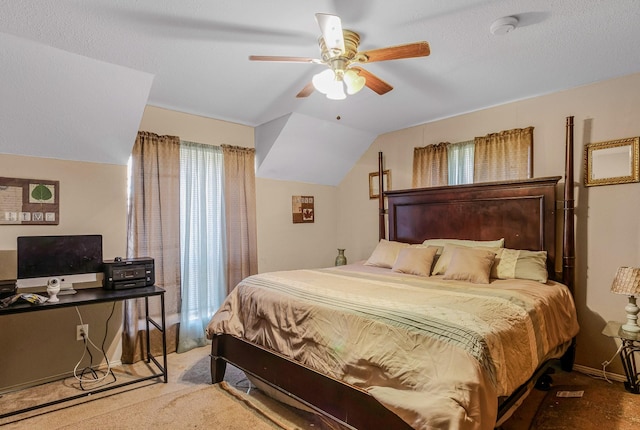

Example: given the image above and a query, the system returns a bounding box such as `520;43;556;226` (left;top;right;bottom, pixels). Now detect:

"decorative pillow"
491;248;549;283
421;238;505;255
443;247;497;284
432;244;500;275
364;239;410;268
392;246;439;277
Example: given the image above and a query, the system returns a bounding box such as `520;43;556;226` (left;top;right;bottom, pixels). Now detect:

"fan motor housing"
319;30;360;62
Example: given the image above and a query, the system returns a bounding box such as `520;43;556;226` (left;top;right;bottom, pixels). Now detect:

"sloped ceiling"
256;113;377;186
0;32;153;165
1;1;640;184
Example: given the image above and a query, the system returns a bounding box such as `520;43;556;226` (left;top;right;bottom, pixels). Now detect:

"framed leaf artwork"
0;177;60;225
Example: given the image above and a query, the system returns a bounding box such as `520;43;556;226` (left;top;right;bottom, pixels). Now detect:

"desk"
602;321;640;394
0;286;167;418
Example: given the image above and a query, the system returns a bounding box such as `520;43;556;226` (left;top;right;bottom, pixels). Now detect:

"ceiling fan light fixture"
251;13;430;100
312;69;346;100
344;69;366;95
312;69;336;95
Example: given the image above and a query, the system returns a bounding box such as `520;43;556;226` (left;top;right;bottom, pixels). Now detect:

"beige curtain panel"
474;127;533;183
222;145;258;295
124;131;181;364
412;142;449;188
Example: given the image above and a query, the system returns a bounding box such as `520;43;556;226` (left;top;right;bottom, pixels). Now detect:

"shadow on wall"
574;117;622;374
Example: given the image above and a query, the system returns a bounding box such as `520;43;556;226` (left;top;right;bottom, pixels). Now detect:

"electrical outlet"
76;324;89;341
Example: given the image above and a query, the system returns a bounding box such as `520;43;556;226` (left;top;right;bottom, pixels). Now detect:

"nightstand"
602;321;640;394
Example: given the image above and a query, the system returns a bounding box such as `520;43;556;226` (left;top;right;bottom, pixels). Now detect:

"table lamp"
611;266;640;333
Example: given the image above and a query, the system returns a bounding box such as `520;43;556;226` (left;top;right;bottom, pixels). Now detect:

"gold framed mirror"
584;137;639;187
369;170;390;199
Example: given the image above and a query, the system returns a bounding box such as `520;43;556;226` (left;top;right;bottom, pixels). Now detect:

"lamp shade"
611;266;640;333
611;266;640;295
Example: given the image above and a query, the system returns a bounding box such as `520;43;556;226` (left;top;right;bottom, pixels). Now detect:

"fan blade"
359;41;430;63
249;55;319;63
315;13;345;54
296;82;315;98
350;67;393;95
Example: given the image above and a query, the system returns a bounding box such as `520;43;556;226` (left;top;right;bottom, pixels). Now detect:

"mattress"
206;263;579;430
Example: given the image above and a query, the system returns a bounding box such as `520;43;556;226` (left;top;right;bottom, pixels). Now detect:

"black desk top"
0;286;164;315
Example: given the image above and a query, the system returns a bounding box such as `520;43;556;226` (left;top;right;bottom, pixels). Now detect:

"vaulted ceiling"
1;1;640;185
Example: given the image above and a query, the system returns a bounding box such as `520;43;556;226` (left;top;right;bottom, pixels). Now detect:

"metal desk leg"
145;293;168;383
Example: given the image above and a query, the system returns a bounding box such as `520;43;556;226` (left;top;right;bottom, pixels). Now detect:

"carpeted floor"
502;368;640;430
527;382;640;430
0;346;345;430
1;346;638;429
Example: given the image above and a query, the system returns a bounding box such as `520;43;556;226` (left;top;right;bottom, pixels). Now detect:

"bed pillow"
421;238;505;255
392;246;439;277
443;247;497;284
365;239;410;268
491;248;549;283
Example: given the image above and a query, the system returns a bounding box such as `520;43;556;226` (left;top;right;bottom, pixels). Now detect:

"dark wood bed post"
563;116;576;294
378;151;386;240
562;115;576;371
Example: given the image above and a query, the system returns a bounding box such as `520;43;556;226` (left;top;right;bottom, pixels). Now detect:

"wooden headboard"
385;177;561;280
377;116;575;292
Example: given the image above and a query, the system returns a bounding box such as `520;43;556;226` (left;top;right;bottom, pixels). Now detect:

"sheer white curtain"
178;141;227;352
447;140;474;185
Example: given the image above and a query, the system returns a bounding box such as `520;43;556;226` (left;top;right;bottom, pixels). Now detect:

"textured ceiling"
1;1;640;182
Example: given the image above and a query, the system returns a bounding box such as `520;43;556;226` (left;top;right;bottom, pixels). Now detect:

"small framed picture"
369;170;390;199
292;195;314;223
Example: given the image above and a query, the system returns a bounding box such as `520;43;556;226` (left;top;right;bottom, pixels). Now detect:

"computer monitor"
16;234;103;294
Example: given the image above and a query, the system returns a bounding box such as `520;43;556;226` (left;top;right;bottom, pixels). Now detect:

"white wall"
337;72;640;375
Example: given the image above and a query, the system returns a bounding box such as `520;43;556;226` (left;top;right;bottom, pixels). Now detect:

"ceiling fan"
249;13;430;100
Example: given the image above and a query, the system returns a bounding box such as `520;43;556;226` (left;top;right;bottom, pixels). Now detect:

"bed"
206;117;579;429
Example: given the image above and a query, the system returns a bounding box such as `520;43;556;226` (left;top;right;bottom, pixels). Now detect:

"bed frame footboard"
210;336;227;383
210;334;413;430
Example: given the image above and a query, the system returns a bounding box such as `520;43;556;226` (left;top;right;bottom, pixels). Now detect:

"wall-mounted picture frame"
0;177;60;225
369;170;391;199
292;195;314;223
584;137;639;187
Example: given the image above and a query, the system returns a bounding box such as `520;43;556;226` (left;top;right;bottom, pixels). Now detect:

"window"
178;141;226;350
413;127;533;187
447;140;474;185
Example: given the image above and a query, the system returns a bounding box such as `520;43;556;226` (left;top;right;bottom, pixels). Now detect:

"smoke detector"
490;16;519;35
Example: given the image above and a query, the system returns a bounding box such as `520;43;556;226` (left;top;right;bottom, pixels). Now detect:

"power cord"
600;342;625;384
73;303;117;389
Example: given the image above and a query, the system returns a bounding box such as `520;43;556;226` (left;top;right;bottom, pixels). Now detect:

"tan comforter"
206;263;579;430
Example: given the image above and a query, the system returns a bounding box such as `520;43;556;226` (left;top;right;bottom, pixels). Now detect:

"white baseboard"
0;359;124;394
572;364;626;383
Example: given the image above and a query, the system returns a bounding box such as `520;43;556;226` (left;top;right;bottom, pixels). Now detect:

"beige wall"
337;71;640;376
256;178;339;271
139;106;340;273
0;155;127;391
